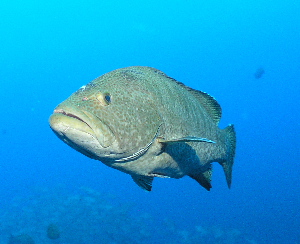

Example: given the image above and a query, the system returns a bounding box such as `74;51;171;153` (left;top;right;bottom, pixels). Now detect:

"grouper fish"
49;66;236;191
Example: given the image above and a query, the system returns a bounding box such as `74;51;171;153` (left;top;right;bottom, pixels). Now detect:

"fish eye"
104;94;111;104
96;92;111;106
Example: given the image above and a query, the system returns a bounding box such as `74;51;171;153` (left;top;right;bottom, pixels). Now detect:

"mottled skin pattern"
49;66;236;191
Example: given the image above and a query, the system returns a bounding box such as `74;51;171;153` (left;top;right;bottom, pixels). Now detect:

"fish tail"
220;124;236;188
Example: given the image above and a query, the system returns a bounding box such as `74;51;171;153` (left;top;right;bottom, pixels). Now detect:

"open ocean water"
0;0;299;243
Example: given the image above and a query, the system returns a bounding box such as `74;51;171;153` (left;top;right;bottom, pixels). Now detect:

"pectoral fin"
131;175;154;191
158;136;215;144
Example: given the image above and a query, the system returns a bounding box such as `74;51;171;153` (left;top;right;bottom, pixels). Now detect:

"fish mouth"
49;107;115;148
53;109;91;128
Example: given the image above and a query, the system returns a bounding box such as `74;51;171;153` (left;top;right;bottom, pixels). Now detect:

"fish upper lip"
52;107;115;148
53;108;91;128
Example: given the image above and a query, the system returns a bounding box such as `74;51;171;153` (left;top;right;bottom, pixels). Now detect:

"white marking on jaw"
63;126;69;133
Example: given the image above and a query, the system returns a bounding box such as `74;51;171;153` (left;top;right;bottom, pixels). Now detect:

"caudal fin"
220;124;236;188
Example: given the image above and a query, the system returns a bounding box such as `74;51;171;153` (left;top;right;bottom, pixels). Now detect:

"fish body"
49;66;236;191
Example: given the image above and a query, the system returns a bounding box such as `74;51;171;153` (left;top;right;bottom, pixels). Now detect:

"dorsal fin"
176;81;221;124
153;69;222;124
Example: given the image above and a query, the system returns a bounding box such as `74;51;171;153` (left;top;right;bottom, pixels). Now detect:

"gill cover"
81;109;115;148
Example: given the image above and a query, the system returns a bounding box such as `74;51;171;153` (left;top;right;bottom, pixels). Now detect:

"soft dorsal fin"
153;69;222;124
189;89;221;125
172;79;222;124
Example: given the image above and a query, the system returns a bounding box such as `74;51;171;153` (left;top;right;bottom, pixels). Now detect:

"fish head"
49;67;162;163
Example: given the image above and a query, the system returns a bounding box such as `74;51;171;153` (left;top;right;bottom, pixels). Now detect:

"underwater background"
0;0;299;243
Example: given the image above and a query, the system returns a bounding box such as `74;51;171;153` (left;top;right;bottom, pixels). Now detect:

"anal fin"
188;168;212;191
131;175;154;192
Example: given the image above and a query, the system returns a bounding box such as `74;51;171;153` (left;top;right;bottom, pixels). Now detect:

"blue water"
1;0;299;243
